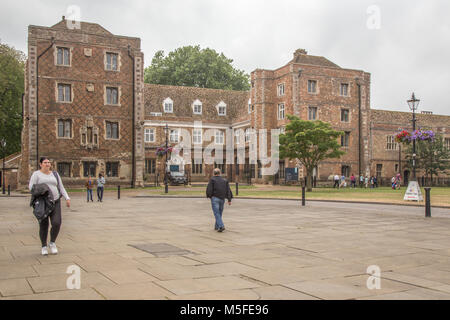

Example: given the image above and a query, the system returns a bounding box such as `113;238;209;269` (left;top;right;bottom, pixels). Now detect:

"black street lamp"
1;138;6;195
407;92;420;181
163;123;169;194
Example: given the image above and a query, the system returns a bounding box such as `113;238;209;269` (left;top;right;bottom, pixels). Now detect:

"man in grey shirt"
97;173;106;202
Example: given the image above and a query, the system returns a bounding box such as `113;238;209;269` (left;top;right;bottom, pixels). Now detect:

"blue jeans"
97;187;104;201
211;197;225;230
87;189;93;201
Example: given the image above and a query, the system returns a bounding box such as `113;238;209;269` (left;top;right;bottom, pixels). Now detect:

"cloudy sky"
1;0;449;115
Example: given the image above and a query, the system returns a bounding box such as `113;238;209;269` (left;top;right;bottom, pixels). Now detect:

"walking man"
333;174;340;188
97;173;105;202
206;168;233;232
86;176;94;202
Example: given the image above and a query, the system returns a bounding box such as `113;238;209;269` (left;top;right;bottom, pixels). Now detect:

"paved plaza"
1;191;450;300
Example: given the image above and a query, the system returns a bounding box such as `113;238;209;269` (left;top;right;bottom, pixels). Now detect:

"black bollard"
424;187;431;218
236;182;239;196
8;185;10;196
118;185;120;200
302;186;306;206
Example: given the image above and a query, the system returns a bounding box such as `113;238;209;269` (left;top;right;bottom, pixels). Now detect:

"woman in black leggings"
29;157;70;255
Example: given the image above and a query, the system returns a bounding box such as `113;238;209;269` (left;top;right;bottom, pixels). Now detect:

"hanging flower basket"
156;146;173;158
395;129;435;143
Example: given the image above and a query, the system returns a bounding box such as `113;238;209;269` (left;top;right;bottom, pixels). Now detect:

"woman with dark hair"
29;157;70;256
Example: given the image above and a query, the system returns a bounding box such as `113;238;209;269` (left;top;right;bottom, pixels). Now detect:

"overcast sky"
1;0;449;115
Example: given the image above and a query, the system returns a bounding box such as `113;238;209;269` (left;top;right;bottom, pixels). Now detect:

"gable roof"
51;19;113;36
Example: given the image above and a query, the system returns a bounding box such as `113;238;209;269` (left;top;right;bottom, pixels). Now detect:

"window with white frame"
169;129;179;143
277;83;285;96
144;128;155;143
106;52;118;71
163;98;173;113
215;130;224;144
192;99;202;114
248;99;252;114
193;129;202;144
340;83;349;96
57;83;71;102
57;47;70;66
217;101;226;116
386;135;398;150
278;103;285;120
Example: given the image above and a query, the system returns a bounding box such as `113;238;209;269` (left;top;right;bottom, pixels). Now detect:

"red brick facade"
16;20;450;189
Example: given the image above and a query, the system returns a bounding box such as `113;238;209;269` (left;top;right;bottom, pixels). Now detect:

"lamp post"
1;138;6;195
164;123;169;194
407;92;420;181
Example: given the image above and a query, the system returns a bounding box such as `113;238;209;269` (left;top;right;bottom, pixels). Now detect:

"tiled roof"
370;109;450;127
144;84;250;123
291;54;340;68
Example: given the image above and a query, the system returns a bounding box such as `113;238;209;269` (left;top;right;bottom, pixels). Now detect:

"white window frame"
192;99;202;115
169;129;179;143
248;99;252;114
193;129;202;144
217;101;227;116
163;97;173;113
144;128;155;143
386;135;398;150
215;130;224;145
278;103;285;120
245;128;251;143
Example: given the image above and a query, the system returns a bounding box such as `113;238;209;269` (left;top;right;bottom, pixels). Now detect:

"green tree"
279;115;345;191
0;41;25;159
144;45;250;91
404;135;450;184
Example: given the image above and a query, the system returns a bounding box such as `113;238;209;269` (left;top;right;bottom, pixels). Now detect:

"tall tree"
0;41;25;159
279;115;345;191
404;135;450;184
144;45;250;91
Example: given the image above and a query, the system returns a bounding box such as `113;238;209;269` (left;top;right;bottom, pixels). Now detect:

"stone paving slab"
1;195;450;300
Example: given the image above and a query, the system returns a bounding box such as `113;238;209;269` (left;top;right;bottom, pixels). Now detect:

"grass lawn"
66;184;450;207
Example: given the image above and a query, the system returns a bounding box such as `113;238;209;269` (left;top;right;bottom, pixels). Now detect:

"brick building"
15;19;450;189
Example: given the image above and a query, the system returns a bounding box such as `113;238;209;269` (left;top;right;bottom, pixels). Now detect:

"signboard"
285;168;298;182
403;180;423;201
169;165;179;172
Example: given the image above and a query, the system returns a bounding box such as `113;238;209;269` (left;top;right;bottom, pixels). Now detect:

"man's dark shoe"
218;227;225;232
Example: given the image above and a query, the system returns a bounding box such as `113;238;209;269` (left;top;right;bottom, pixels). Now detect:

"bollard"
302;186;306;206
424;187;431;218
236;182;239;196
118;185;120;200
8;185;10;196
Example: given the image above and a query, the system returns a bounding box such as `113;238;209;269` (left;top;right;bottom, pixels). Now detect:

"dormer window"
163;98;173;113
192;99;202;114
217;101;226;116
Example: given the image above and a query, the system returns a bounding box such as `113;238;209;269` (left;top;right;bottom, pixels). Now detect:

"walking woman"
97;173;105;202
29;157;70;255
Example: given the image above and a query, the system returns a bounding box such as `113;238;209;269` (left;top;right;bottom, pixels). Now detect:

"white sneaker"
48;242;58;255
41;246;49;256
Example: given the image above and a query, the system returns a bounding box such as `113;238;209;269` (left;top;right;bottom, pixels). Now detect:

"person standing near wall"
86;176;94;202
97;173;105;202
29;157;70;255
